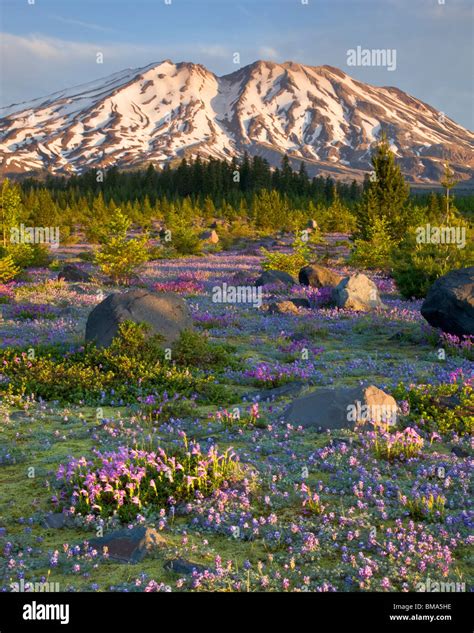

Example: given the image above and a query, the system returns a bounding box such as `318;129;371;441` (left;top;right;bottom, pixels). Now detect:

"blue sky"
1;0;473;128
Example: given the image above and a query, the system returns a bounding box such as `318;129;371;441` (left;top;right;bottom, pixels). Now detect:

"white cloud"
197;44;230;59
51;16;118;33
258;46;279;59
1;33;102;61
0;33;153;106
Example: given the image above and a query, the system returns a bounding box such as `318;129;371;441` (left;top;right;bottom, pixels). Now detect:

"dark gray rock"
8;411;32;421
243;247;262;256
232;270;254;284
88;526;166;563
284;387;360;430
330;437;350;448
58;264;91;283
164;558;209;575
283;385;397;430
289;297;311;309
43;513;74;529
256;270;296;287
451;446;469;458
85;289;192;348
421;267;474;336
299;264;342;288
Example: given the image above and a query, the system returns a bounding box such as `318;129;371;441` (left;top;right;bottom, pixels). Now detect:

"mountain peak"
0;59;472;183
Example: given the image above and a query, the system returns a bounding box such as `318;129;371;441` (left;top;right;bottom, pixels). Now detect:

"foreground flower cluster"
56;436;241;521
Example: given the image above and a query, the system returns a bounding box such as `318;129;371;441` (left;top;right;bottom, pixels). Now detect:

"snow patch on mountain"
0;59;472;183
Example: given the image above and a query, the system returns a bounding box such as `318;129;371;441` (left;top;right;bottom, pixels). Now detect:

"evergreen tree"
1;179;22;248
280;154;293;193
356;133;410;240
203;196;216;222
427;192;441;222
240;152;251;192
95;209;149;284
440;161;459;223
297;162;309;196
349;179;360;201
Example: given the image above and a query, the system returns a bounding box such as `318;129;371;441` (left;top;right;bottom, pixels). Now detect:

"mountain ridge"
1;59;473;183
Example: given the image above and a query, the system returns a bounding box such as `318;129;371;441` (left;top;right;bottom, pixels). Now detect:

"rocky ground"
0;236;472;593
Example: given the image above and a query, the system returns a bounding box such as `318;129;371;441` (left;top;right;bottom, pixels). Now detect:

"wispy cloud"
258;46;279;60
197;44;230;59
0;33;156;105
1;33;103;61
51;15;118;34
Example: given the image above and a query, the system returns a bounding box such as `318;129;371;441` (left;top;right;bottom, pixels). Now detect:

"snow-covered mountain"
1;59;473;183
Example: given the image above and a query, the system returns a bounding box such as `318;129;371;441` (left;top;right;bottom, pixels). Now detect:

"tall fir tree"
440;161;459;223
356;132;410;240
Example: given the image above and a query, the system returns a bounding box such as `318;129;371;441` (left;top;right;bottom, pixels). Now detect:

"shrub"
55;436;241;521
165;226;202;256
48;258;62;272
0;255;20;283
392;224;472;299
0;322;232;405
78;251;95;262
8;243;52;268
217;221;254;250
349;217;396;270
148;244;165;260
317;195;356;233
172;329;240;370
95;210;149;284
261;233;311;277
393;381;473;435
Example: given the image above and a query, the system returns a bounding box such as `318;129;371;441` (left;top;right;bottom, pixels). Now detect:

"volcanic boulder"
421;267;474;336
85;289;192;348
88;527;166;563
199;230;219;244
267;301;300;315
332;273;385;311
255;270;296;287
299;264;343;288
283;385;397;430
58;264;91;283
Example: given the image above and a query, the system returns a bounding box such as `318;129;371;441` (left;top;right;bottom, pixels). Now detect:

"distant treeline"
11;154;474;233
21;155;362;207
